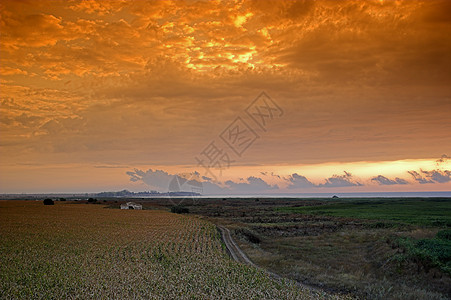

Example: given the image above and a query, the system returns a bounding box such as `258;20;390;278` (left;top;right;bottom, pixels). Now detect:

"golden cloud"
1;0;450;193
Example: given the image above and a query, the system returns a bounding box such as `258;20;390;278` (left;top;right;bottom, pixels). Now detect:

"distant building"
120;202;142;210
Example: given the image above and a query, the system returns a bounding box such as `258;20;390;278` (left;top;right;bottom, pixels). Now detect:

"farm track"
218;225;257;267
217;225;321;294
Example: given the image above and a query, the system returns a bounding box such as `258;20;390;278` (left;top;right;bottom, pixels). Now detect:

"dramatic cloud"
371;175;408;185
126;169;174;190
127;167;447;194
408;169;451;184
126;169;279;194
1;1;451;193
225;176;278;192
436;154;449;165
2;0;451;167
287;173;316;189
421;170;451;183
318;172;363;188
408;170;434;184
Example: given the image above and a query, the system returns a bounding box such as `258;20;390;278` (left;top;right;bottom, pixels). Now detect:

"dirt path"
218;225;258;267
217;225;356;299
217;225;324;294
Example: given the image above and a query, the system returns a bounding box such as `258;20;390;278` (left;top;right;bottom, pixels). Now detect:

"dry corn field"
0;201;345;299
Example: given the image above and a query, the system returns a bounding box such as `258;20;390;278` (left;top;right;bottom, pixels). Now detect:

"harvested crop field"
0;201;343;299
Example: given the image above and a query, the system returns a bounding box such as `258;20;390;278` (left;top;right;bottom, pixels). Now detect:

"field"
277;198;451;227
2;198;450;299
179;197;451;299
0;200;342;299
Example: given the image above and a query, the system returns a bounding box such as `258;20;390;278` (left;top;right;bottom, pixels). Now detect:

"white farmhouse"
120;202;142;210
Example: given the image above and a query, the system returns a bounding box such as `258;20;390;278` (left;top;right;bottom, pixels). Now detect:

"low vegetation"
43;198;54;205
4;198;449;299
170;205;190;214
0;200;339;299
391;229;451;275
183;197;451;299
278;198;451;227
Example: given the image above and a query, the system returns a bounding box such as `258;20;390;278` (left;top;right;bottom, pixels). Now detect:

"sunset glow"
1;0;450;194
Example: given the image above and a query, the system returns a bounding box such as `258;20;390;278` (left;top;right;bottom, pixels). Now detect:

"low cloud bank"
127;155;450;194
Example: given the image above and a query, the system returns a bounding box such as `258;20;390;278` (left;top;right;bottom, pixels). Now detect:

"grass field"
0;201;341;299
182;197;451;299
277;198;451;227
277;198;451;281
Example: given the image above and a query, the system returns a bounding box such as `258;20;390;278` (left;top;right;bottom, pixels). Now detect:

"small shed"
120;202;142;210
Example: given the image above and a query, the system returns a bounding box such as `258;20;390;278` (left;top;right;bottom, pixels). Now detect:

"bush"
235;228;261;244
170;206;189;214
59;198;66;201
88;198;97;203
416;239;451;262
392;236;451;275
437;229;451;241
367;221;396;229
43;199;54;205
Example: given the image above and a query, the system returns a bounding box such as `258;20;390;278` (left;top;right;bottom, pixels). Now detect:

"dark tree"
43;199;54;205
170;206;189;214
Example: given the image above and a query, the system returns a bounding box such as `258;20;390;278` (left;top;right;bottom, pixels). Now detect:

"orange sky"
1;0;450;194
